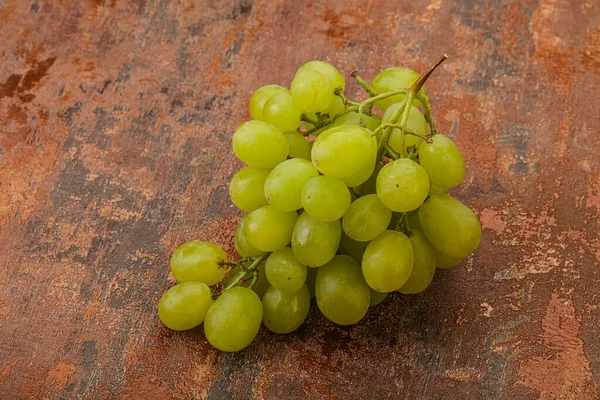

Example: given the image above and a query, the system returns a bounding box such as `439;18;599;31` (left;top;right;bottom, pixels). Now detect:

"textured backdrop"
0;0;599;399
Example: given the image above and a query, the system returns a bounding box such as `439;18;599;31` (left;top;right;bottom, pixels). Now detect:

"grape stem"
301;113;321;128
334;89;361;108
218;254;269;295
351;70;379;97
383;54;448;158
303;55;447;140
248;270;259;290
371;123;431;142
376;98;407;160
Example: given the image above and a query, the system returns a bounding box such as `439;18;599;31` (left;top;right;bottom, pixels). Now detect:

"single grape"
297;60;345;93
263;92;303;132
284;131;311;160
329;111;381;132
315;255;370;325
399;231;436;294
343;194;392;242
301;175;351;222
249;85;290;121
234;216;266;258
222;260;270;298
306;267;317;298
292;212;341;267
369;288;388;307
265;247;307;292
370;67;423;110
232;120;288;168
311;125;377;178
376;158;430;212
262;284;310;334
229;166;271;212
382;104;428;155
429;183;446;196
171;241;227;286
419;135;466;189
325;95;345;117
419;194;481;258
435;248;463;269
291;69;333;113
204;287;263;352
158;282;213;331
245;205;298;252
264;158;319;212
362;230;414;292
339;232;369;263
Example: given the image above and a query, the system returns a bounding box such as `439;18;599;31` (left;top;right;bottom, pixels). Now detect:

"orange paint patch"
517;291;598;398
45;363;77;390
479;208;507;234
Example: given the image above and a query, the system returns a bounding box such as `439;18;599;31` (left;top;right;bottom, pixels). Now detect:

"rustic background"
0;0;599;399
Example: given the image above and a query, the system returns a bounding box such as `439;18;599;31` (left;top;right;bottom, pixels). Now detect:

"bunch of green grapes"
156;55;482;352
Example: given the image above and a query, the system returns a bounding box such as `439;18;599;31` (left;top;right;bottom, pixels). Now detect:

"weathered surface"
0;0;599;399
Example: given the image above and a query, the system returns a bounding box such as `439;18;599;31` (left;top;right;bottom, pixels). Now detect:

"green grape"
263;92;303;132
301;175;351;222
204;287;263;352
158;282;213;331
262;284;310;334
291;69;333;113
329;111;381;132
376;158;430;212
341;158;376;188
229;167;271;212
234;216;266;258
264;158;319;212
362;230;413;292
340;136;377;188
224;260;270;298
325;95;345;117
340;232;369;263
429;184;446;196
435;248;463;269
249;85;290;121
382;104;428;155
357;162;383;196
370;67;423;110
419;135;466;189
369;288;388;307
311;125;377;178
284;131;311;160
232;120;289;168
406;210;421;231
265;247;307;292
343;194;391;242
245;205;298;252
298;60;345;93
315;255;370;325
292;212;341;267
419;194;481;258
399;231;436;294
170;241;227;286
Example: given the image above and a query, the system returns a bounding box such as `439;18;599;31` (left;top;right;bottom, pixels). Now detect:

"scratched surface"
0;0;599;399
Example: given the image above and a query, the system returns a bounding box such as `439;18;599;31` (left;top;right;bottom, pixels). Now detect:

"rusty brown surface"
0;0;599;399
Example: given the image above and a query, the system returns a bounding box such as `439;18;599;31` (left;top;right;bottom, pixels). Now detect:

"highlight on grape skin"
156;55;482;352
